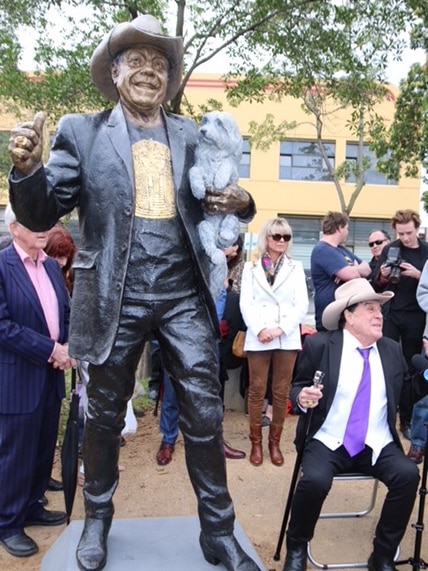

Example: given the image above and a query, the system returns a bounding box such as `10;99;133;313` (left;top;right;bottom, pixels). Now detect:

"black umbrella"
61;367;80;525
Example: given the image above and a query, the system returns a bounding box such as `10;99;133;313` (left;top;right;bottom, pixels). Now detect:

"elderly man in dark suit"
282;279;419;571
0;205;72;558
8;14;260;571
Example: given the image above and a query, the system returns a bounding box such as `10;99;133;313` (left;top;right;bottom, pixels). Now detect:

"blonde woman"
240;218;309;466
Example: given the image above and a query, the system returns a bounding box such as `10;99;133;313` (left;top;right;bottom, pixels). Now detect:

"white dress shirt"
314;329;393;464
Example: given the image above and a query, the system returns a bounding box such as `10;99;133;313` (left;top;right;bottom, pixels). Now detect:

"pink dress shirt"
13;242;60;342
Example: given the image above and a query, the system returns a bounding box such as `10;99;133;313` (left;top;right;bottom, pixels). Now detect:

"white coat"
239;256;309;352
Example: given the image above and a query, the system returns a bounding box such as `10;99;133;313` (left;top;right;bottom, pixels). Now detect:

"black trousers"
0;370;61;539
287;440;419;557
82;295;235;535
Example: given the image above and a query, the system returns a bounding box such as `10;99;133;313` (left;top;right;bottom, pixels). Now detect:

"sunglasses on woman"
368;239;386;247
270;233;292;242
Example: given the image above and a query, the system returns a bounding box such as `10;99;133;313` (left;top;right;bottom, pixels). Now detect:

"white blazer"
239;256;309;351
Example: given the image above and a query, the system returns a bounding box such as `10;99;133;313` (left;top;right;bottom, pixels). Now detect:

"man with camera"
368;229;391;278
374;209;428;439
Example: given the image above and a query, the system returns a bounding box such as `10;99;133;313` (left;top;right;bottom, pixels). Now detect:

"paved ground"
0;408;425;571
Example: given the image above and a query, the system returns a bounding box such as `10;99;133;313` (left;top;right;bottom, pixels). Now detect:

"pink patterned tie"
343;347;372;457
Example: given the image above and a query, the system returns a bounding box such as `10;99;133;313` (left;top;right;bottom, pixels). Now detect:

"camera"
385;246;402;284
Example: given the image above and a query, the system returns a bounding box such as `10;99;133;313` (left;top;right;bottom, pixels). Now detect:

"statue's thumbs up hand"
9;111;47;175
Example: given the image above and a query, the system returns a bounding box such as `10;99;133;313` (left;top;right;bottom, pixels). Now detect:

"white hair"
4;203;17;233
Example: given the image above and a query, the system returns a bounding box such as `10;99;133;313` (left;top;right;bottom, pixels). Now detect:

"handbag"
232;330;247;359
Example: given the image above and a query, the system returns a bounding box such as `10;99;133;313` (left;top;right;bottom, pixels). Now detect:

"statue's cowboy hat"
90;14;183;103
322;278;394;331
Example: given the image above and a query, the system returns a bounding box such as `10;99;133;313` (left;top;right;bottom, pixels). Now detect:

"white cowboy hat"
90;14;183;103
322;278;394;331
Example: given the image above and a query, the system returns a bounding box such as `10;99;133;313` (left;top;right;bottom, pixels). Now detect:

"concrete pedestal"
41;516;265;570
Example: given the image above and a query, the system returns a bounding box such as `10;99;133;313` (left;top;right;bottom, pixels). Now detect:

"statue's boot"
180;388;262;571
75;414;120;571
200;531;263;570
76;515;113;571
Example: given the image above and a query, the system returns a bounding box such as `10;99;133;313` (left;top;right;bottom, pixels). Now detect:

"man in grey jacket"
8;14;259;571
407;263;428;463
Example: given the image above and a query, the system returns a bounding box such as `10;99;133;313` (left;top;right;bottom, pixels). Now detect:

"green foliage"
180;97;224;124
371;0;428;205
225;0;417;214
406;0;428;50
422;190;428;215
0;0;424;216
0;0;327;117
0;132;11;175
0;1;170;120
248;114;297;151
372;63;427;181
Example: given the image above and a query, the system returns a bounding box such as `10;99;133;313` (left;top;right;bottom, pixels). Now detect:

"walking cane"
395;421;428;571
273;370;325;562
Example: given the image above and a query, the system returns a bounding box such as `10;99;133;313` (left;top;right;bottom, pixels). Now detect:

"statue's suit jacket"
290;329;406;451
0;244;69;414
9;104;255;365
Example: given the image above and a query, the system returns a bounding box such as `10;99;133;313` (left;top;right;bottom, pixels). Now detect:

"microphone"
305;370;325;408
411;354;428;381
313;370;325;387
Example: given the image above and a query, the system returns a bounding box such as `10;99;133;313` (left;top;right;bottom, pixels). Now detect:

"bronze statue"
9;14;260;571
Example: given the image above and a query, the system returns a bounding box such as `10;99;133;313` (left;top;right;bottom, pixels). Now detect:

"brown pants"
247;350;297;428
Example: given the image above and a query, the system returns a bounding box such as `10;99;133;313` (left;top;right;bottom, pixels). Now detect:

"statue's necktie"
343;347;372;457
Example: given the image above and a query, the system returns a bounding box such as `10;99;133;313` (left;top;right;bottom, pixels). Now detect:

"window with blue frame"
238;137;251;179
279;140;335;181
345;142;396;185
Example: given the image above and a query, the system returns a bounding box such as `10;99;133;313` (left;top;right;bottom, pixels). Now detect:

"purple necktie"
343;347;372;457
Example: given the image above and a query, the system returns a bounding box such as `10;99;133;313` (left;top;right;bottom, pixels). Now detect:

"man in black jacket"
282;279;419;571
8;14;260;571
373;209;428;439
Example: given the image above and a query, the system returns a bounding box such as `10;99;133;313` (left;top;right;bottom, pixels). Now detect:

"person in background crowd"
44;223;78;493
8;15;261;571
406;390;428;464
368;229;391;277
240;217;308;467
374;209;428;440
311;211;371;332
226;238;245;293
224;238;275;427
155;367;179;466
282;279;419;571
406;265;428;463
216;249;247;461
45;224;77;295
0;204;72;558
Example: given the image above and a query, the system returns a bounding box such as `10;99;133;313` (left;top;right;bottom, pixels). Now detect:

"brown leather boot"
269;423;284;466
249;425;263;466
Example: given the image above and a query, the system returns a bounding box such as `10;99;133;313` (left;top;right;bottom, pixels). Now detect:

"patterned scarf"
261;253;285;286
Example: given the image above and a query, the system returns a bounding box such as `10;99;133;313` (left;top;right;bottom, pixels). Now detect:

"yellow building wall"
0;76;420;235
185;76;420;234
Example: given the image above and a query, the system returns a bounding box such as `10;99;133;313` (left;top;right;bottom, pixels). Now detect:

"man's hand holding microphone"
297;370;324;409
